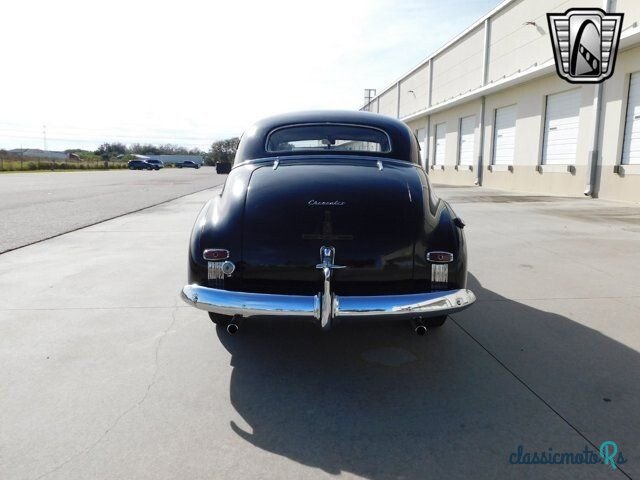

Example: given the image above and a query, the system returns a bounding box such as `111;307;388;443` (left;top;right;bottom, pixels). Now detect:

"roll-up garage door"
622;73;640;165
434;123;446;165
458;115;475;166
492;105;516;165
543;89;580;165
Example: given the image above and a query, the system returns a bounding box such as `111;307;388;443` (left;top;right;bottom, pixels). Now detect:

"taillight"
426;251;454;263
203;249;230;261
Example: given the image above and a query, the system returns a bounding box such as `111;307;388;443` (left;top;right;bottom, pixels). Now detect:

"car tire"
208;312;231;326
424;315;448;328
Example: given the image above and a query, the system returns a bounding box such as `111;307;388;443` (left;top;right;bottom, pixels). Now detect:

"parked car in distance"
127;159;153;170
176;160;200;169
181;110;476;336
215;162;232;174
145;159;164;170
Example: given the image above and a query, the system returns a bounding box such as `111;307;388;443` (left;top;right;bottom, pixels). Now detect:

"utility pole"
43;125;53;170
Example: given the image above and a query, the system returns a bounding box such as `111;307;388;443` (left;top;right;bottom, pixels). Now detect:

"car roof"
235;110;419;164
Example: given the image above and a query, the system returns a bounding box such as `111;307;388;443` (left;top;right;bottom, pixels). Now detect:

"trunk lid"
239;160;422;295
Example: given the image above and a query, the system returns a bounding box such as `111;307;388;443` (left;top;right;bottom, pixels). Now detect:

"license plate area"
208;261;225;280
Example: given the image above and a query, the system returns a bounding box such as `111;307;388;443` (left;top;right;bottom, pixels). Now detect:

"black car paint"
187;111;467;297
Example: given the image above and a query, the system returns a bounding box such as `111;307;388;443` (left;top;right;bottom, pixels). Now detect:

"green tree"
207;137;239;166
94;143;128;158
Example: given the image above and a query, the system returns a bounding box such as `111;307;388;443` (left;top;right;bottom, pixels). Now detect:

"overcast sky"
1;0;500;152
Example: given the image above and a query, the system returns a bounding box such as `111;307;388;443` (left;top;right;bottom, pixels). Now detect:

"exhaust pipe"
411;319;428;336
226;323;239;335
415;325;427;336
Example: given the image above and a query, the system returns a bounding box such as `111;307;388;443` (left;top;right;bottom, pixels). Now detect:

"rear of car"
181;111;475;332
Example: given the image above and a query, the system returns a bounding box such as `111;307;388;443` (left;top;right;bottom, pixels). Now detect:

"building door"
458;115;475;166
622;73;640;165
492;105;516;165
434;123;446;166
542;89;581;165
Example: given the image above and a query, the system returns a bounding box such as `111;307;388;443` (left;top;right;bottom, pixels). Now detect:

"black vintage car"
181;111;475;335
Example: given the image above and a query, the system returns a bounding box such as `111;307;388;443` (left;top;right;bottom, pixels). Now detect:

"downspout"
427;58;433;169
585;0;612;196
428;59;433;110
477;97;486;186
396;81;401;119
585;83;604;196
425;115;431;170
476;17;491;186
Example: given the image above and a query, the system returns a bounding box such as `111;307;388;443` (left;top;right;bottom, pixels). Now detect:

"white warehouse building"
361;0;640;202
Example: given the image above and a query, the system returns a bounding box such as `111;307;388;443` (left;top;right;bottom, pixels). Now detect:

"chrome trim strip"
235;155;414;168
181;286;475;324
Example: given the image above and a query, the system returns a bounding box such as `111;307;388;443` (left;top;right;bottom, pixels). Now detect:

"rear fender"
413;168;467;289
188;164;255;284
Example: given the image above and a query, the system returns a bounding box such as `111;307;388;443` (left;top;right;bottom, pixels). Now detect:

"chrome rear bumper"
181;284;476;329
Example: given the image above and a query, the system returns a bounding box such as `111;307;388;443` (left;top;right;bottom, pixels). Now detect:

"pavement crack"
140;304;179;408
31;305;180;480
451;317;633;480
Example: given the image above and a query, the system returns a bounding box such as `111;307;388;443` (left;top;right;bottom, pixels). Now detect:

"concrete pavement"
1;185;639;479
0;168;226;253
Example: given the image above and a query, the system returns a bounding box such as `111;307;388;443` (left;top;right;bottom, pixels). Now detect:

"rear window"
266;124;391;153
